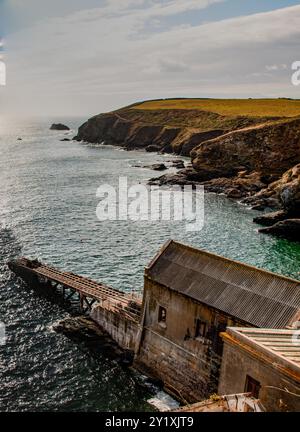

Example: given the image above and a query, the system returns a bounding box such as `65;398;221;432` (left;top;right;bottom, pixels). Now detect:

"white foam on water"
147;391;180;412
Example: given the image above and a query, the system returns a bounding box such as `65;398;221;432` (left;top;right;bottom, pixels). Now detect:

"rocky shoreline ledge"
74;102;300;241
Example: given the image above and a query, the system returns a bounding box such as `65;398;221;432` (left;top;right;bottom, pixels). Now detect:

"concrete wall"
134;278;249;403
219;339;300;412
91;304;138;351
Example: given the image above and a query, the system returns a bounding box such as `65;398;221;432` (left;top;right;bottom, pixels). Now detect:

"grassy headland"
133;98;300;118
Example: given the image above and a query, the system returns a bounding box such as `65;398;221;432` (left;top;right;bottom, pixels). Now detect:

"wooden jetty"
8;257;142;321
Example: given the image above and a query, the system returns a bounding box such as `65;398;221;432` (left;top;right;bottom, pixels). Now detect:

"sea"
0;117;299;411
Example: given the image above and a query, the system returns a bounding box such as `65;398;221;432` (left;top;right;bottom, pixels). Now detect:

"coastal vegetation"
133;98;300;118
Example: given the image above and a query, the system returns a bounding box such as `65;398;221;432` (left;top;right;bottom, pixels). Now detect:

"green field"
133;98;300;118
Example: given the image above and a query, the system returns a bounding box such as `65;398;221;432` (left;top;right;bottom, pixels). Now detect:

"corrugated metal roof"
146;240;300;328
225;328;300;373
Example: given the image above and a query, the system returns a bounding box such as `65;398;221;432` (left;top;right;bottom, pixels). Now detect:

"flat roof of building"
223;327;300;380
146;240;300;328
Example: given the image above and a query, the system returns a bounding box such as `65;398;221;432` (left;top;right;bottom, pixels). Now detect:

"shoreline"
72;104;300;242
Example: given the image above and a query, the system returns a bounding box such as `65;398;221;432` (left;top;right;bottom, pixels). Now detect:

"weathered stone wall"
219;339;300;412
91;304;138;351
134;278;249;403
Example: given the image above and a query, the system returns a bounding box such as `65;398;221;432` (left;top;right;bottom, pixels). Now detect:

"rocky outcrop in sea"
50;123;70;131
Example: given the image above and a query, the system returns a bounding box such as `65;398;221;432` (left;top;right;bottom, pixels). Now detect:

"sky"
0;0;300;117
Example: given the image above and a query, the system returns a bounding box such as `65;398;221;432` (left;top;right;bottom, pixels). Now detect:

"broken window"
245;375;261;398
195;319;206;338
158;306;167;323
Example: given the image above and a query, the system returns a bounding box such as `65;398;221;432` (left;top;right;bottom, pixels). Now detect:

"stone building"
219;327;300;411
9;241;300;408
134;240;300;402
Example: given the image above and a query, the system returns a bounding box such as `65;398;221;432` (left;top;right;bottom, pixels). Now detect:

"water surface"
0;117;299;411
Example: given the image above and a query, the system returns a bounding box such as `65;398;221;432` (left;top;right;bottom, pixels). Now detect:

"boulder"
145;163;168;171
259;219;300;241
250;163;300;215
171;160;185;169
148;169;199;188
60;138;71;142
277;164;300;213
226;188;243;199
148;169;267;199
146;145;161;152
134;163;168;171
253;210;288;226
50;123;70;131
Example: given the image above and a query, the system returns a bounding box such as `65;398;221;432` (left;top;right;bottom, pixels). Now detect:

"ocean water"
0;117;299;412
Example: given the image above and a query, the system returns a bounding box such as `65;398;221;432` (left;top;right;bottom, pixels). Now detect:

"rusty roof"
145;240;300;328
224;328;300;378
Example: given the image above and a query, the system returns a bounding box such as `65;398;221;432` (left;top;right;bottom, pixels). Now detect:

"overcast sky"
1;0;300;117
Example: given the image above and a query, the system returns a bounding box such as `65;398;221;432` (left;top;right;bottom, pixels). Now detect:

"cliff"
74;99;300;240
74;106;275;156
191;118;300;178
251;164;300;240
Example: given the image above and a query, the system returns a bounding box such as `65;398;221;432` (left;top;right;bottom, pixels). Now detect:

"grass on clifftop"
133;98;300;118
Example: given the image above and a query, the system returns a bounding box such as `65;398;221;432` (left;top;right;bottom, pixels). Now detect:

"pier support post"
80;293;84;312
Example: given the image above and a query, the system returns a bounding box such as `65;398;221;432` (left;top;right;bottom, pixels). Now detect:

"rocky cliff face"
74;111;226;155
191;118;300;177
74;105;300;240
248;164;300;213
250;164;300;240
74;108;272;156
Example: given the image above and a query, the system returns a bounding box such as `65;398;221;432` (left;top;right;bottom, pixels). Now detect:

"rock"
60;138;71;141
226;188;243;199
251;164;300;240
264;197;282;208
146;145;161;152
148;169;198;188
170;160;185;169
259;219;300;241
17;137;22;141
50;123;70;131
150;163;168;171
253;210;288;226
237;170;248;178
53;316;133;364
277;164;300;213
148;169;267;199
202;171;266;199
138;163;168;171
191;118;300;178
248;196;282;211
179;130;225;156
241;193;281;211
245;164;300;214
251;203;268;211
53;316;104;338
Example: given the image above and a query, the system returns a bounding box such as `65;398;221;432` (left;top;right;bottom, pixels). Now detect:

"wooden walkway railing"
10;257;142;321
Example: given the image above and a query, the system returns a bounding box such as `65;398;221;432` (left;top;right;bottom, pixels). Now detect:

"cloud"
265;64;288;71
103;0;225;17
159;58;189;73
135;0;225;18
3;3;300;116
